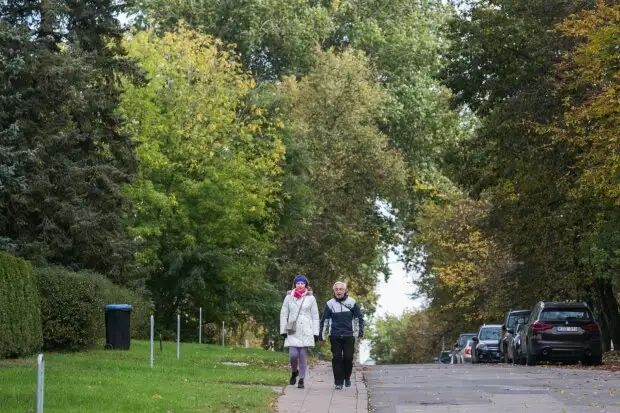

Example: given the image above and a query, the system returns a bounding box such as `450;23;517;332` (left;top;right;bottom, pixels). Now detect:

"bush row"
36;266;154;350
1;251;153;357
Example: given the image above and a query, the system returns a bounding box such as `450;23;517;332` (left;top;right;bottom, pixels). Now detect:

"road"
365;363;620;412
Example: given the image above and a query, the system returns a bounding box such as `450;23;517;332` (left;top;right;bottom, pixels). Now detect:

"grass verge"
0;340;288;412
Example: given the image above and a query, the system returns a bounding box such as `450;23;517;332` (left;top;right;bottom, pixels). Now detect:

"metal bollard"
199;308;202;344
36;353;44;413
150;315;154;369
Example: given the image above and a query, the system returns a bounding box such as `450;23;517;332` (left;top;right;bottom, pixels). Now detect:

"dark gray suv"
518;301;602;366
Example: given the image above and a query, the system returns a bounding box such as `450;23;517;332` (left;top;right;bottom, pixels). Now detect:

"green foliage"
36;266;103;350
274;49;407;303
120;24;285;330
136;0;336;79
36;266;153;349
369;310;443;364
90;273;154;339
0;1;142;284
0;252;42;359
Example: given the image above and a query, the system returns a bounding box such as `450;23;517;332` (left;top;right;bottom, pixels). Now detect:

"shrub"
36;266;103;350
0;252;43;359
35;267;154;350
88;273;154;339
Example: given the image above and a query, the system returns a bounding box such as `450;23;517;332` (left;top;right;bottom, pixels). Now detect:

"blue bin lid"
104;304;133;311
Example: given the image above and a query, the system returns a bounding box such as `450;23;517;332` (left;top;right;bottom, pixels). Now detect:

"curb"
355;366;369;412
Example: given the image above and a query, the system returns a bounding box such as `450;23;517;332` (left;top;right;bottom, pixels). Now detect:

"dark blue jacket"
319;295;364;340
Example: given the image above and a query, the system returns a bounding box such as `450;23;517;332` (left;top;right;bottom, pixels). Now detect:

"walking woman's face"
295;282;306;290
333;285;346;298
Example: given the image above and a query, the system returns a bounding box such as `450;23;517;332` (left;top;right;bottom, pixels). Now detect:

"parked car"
457;339;475;363
472;324;502;363
500;309;532;363
438;350;453;364
517;301;602;366
454;332;477;363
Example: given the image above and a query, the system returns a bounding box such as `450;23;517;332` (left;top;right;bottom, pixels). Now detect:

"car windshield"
478;327;500;340
465;339;473;347
507;313;530;329
459;335;475;347
439;351;452;361
540;309;591;321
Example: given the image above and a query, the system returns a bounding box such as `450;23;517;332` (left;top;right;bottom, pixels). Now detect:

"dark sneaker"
335;384;343;390
297;378;305;389
289;370;298;385
344;379;352;388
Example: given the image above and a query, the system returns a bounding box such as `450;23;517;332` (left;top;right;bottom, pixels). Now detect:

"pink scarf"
293;288;307;299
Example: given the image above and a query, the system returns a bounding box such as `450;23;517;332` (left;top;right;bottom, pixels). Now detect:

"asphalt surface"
365;363;620;413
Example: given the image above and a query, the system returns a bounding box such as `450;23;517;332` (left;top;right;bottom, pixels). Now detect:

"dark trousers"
330;336;356;385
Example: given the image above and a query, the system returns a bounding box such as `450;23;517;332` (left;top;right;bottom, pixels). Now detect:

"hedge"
35;267;153;350
36;266;103;350
0;252;43;359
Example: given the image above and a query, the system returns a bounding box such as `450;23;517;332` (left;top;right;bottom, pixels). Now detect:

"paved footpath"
277;362;368;413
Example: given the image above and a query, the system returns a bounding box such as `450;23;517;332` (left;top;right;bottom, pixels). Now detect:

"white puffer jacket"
280;290;319;348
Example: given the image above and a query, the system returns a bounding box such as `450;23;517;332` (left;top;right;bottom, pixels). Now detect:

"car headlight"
477;343;488;350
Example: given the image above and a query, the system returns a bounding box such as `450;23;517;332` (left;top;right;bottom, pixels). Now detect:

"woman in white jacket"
280;275;319;389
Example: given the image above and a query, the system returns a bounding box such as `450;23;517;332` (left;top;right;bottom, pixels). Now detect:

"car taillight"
465;348;471;355
583;322;600;333
532;321;553;332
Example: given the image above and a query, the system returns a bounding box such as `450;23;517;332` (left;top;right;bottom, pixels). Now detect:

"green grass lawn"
0;340;289;412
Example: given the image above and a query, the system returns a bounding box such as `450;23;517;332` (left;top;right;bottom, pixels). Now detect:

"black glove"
314;335;319;342
281;334;287;339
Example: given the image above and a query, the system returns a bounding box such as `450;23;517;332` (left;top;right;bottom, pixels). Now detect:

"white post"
150;315;154;369
221;321;225;346
199;308;202;344
176;314;180;360
245;339;249;349
36;353;44;413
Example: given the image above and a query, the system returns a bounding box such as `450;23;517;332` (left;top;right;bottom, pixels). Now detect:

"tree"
272;49;407;303
439;0;620;347
120;24;285;329
0;0;141;283
552;1;620;350
135;0;335;79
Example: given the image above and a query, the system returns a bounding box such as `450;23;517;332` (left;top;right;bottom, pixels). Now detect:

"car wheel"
583;355;602;366
526;347;537;366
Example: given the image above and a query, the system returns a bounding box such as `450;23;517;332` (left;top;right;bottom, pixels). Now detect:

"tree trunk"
594;277;620;352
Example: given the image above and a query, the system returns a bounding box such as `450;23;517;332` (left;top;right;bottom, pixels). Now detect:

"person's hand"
314;335;319;342
281;334;287;339
358;333;363;339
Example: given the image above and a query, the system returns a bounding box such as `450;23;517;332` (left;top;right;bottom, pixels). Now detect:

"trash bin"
104;304;133;350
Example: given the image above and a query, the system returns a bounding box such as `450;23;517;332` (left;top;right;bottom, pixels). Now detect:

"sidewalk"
277;362;368;413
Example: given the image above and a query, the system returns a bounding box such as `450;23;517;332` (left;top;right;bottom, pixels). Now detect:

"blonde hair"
332;281;347;290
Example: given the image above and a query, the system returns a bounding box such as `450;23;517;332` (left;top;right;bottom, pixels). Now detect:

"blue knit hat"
293;275;308;288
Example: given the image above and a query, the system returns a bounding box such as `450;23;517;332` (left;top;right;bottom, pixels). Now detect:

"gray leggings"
289;346;308;378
